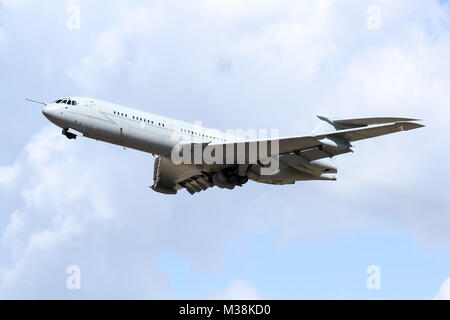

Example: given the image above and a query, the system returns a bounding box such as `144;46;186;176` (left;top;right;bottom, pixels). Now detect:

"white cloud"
435;278;450;300
0;28;5;48
0;127;118;297
206;279;260;300
66;4;163;92
0;164;18;186
0;0;28;9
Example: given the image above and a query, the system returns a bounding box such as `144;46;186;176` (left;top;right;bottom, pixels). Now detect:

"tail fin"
312;115;420;134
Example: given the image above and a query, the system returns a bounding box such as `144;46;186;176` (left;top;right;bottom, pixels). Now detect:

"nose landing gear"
62;128;77;140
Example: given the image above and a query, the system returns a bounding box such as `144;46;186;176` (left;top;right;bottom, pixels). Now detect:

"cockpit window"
55;99;78;105
54;98;78;105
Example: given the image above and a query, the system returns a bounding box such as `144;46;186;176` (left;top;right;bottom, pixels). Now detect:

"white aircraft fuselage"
42;97;226;158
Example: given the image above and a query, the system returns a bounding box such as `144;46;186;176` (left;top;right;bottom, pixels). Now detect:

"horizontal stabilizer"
333;117;420;128
317;115;421;130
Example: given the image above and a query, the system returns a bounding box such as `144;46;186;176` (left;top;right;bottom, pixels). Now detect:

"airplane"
27;97;424;195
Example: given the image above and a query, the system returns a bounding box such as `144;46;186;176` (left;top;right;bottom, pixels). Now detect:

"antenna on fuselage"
25;98;47;106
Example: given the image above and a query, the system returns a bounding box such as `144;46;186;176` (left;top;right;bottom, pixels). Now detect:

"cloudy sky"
0;0;449;299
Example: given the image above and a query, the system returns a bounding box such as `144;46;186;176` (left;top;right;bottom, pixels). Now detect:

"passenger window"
72;101;77;106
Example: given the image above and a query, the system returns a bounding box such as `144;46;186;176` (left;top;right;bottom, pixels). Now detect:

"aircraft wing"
303;120;424;161
184;119;423;163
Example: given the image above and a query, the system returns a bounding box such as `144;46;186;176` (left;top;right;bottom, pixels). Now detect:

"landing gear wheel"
62;128;77;140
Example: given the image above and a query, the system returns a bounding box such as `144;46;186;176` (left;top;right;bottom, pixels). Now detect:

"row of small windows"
180;128;225;141
113;110;164;127
114;110;128;118
55;99;77;106
113;110;225;141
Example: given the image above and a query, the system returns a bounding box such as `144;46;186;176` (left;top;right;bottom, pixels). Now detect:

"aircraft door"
88;101;98;118
82;100;98;138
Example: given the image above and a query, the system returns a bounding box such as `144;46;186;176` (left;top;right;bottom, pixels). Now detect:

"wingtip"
396;121;425;131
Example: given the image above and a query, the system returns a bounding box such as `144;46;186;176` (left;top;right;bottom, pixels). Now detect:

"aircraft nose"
42;105;59;122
